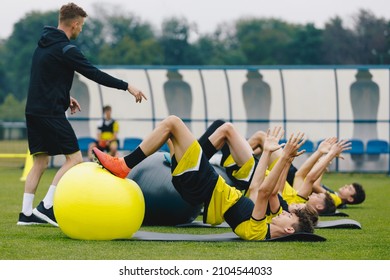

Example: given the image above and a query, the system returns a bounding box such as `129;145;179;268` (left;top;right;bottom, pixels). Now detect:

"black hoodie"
25;26;128;117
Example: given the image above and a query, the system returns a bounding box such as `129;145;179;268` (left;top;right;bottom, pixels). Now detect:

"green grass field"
0;166;389;260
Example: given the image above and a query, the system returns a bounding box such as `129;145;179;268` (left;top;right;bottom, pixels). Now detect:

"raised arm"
251;132;305;220
297;139;351;199
312;177;327;194
268;157;294;213
293;137;337;191
247;127;284;203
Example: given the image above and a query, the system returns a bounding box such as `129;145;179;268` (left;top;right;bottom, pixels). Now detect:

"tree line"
0;5;389;121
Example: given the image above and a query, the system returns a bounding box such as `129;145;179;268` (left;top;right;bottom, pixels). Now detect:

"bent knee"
219;122;235;136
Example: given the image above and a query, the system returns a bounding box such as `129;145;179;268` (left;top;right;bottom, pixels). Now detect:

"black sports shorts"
171;150;218;207
26;114;79;156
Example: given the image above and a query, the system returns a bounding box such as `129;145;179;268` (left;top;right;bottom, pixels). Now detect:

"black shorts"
170;142;219;207
26;114;79;156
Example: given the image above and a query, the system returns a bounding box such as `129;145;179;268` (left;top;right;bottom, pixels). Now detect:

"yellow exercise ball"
54;162;145;240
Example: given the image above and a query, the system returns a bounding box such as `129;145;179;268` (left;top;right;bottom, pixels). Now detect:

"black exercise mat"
131;230;326;242
316;219;361;229
177;218;361;229
320;211;349;217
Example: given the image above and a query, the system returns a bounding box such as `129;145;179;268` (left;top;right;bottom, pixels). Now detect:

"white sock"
43;185;56;209
22;193;35;216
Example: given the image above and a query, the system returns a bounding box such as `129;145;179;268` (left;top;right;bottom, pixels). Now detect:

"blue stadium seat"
366;139;389;154
122;137;143;151
344;139;364;155
299;140;314;153
279;139;287;145
77;137;96;152
159;143;170;152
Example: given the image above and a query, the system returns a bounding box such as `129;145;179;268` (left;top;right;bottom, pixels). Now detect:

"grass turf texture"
1;166;389;260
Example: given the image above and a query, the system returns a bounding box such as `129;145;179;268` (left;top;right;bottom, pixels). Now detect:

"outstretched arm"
269;157;293;213
297;139;351;199
247;127;284;203
293;137;337;191
252;132;305;220
312;177;327;194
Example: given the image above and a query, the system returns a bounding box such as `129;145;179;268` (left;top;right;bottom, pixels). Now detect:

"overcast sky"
1;0;389;39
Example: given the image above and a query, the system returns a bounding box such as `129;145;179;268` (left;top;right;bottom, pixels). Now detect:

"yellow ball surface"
54;162;145;240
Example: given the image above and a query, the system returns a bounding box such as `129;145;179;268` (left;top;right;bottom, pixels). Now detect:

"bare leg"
247;130;266;156
51;151;83;186
247;130;282;165
24;153;81;226
92;116;200;178
166;139;174;158
24;154;49;194
139;115;196;162
21;154;48;218
208;122;253;166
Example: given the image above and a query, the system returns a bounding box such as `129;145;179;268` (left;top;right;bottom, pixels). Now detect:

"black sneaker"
17;212;47;226
32;201;58;227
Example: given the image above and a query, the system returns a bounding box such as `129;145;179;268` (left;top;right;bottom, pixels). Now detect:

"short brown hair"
291;208;315;234
103;105;112;113
319;192;336;215
302;204;319;226
59;2;88;24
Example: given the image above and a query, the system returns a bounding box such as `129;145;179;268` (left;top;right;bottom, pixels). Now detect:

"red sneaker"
92;147;131;178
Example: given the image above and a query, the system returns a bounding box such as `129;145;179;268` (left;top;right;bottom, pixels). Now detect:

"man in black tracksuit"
17;2;147;226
